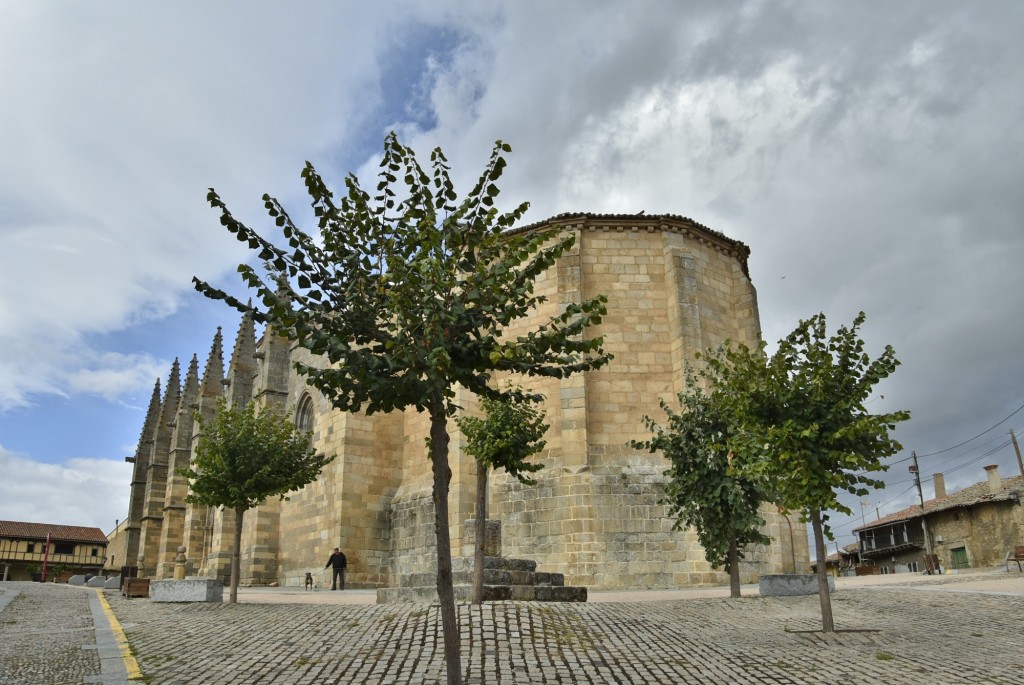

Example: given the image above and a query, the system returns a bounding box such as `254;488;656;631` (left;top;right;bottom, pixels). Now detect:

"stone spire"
137;359;182;575
226;309;258;408
183;328;227;578
124;377;162;566
155;354;202;579
178;355;201;423
154;359;182;454
200;327;224;400
135;379;163;463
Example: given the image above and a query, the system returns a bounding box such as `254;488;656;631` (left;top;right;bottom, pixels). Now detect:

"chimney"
933;473;946;500
984;464;1001;494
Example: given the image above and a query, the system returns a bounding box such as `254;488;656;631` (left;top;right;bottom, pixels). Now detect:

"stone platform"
758;573;835;596
377;556;587;603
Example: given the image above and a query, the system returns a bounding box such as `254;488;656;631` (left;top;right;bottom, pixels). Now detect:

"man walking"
325;547;347;590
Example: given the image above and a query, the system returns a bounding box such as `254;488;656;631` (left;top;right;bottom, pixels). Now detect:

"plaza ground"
1;568;1022;684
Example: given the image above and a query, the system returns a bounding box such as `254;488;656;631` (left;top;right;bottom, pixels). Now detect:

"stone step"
452;556;538;574
380;555;584;604
401;557;552;588
377;583;586;604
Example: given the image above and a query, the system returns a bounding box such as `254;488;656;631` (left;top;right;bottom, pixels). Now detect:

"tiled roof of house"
0;520;108;544
854;474;1024;533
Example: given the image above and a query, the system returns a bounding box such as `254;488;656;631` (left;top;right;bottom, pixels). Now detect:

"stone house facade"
855;465;1024;573
120;212;810;590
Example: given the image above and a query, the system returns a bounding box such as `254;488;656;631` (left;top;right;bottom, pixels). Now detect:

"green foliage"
179;399;331;512
456;390;548;485
718;312;911;536
192;133;611;418
193;134;611;684
632;362;770;571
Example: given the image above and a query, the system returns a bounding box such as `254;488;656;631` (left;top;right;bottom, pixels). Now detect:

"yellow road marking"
95;589;144;680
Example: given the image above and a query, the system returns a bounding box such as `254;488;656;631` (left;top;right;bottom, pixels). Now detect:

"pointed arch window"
296;394;315;439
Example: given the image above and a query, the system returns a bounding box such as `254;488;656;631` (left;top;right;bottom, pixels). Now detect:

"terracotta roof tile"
0;520;108;544
854;475;1024;532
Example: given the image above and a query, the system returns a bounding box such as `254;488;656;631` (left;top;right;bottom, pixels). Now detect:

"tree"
632;362;770;598
455;389;548;604
193;134;611;685
179;398;331;603
724;312;910;631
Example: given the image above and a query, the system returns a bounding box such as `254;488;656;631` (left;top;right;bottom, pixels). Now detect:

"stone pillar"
173;547;187;580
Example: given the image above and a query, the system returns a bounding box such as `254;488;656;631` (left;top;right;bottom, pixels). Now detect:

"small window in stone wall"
54;542;74;555
296;394;315;437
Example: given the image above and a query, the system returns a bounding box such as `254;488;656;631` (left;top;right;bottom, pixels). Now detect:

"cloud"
0;446;132;534
1;1;1022;550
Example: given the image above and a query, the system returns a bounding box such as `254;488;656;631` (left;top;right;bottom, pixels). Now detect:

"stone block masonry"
126;212;810;593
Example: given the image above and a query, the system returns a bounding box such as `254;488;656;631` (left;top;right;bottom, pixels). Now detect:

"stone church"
121;212;810;590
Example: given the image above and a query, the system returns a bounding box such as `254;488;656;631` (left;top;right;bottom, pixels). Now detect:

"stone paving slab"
104;573;1024;684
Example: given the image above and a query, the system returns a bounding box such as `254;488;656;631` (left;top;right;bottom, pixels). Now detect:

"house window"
54;542;74;555
91;548;99;557
908;561;918;573
26;542;35;554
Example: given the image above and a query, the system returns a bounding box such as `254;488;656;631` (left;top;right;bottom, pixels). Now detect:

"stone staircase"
376;556;587;604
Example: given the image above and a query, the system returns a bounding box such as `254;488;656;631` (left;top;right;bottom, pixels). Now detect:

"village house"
0;520;109;582
854;465;1024;574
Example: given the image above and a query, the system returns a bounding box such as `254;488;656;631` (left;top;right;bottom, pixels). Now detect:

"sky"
1;2;1022;558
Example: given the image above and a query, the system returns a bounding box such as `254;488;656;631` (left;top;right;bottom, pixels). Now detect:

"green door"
950;547;970;569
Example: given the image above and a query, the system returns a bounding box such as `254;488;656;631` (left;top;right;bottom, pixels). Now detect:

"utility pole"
1010;429;1024;478
910;451;935;574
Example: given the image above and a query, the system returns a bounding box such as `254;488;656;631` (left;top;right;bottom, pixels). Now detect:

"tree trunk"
472;463;488;605
809;509;834;632
727;537;741;598
430;409;462;685
230;506;245;604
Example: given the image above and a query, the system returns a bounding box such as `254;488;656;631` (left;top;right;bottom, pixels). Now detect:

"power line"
915;401;1024;458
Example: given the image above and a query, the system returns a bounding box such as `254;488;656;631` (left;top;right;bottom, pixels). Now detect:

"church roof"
514;212;751;275
0;520;108;544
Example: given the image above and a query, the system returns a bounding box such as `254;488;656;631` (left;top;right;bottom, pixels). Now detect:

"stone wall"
930;501;1024;569
140;212;812;591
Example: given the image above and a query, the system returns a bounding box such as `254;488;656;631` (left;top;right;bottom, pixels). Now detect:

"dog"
304;572;314;590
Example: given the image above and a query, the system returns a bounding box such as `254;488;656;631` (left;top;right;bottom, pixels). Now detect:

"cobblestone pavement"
104;574;1024;685
0;582;126;685
3;574;1023;684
